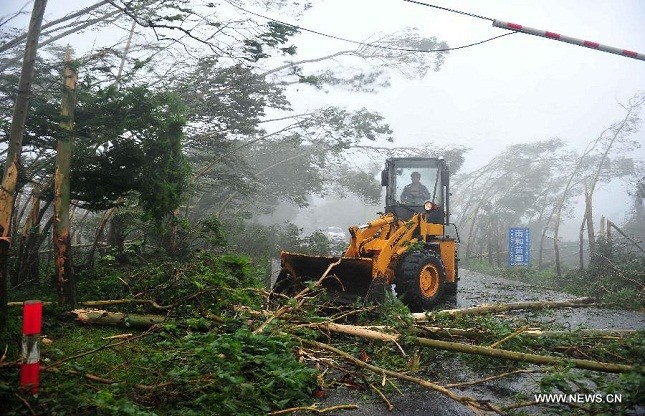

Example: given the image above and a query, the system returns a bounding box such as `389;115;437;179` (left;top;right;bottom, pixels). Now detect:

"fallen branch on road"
368;382;394;411
410;325;488;340
269;404;359;415
412;297;596;320
522;329;639;338
489;325;530;348
298;336;503;414
442;368;543;388
312;322;636;374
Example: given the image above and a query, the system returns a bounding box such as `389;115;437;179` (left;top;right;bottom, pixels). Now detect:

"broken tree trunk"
71;309;166;328
314;322;635;374
9;298;171;310
87;207;116;267
53;46;77;307
12;188;41;286
412;297;596;319
0;0;48;331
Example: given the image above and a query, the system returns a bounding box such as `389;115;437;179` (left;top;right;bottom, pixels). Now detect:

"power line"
405;0;645;61
224;0;514;53
403;0;494;22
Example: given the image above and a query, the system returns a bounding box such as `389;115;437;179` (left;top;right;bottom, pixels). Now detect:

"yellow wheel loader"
274;157;459;312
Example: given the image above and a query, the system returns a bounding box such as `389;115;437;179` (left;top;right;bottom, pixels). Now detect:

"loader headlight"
424;201;438;211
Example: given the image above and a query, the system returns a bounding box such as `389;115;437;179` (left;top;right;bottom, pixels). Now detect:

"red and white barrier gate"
21;300;42;395
493;20;645;61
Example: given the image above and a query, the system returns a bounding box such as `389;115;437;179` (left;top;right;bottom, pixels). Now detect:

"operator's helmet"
411;171;421;178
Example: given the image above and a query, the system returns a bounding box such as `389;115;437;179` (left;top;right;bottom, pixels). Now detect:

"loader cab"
381;157;450;223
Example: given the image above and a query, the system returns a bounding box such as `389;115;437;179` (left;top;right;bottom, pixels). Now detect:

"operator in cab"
400;171;431;204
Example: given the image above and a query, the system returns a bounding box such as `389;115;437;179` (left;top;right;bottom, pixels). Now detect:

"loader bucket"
277;251;385;304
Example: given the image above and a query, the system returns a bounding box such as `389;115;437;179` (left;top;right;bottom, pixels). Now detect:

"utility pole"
54;46;77;307
0;0;48;331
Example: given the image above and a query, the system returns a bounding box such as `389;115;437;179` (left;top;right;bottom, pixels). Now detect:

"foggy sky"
282;0;645;237
2;0;644;239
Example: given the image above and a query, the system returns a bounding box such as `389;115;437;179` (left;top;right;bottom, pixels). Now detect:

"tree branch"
261;50;352;77
0;0;111;54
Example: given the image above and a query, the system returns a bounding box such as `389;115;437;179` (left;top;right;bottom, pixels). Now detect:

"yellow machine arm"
344;212;446;284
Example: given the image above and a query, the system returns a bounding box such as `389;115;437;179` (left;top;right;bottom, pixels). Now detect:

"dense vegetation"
1;245;643;415
0;1;643;414
1;250;318;415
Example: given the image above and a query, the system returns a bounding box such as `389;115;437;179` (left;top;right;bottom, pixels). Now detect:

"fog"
272;0;645;240
2;0;643;242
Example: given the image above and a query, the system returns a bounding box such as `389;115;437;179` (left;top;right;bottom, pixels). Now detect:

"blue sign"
508;227;530;266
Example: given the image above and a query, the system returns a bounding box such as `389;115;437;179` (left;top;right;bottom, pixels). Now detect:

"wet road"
457;269;645;331
313;269;645;415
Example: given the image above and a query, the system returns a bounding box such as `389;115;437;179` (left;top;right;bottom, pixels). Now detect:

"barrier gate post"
21;300;42;395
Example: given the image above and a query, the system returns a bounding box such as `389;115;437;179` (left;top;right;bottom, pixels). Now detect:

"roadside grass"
2;325;320;415
464;252;645;310
0;251;318;416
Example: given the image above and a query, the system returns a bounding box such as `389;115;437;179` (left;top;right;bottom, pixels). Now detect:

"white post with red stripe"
493;20;645;61
21;300;42;395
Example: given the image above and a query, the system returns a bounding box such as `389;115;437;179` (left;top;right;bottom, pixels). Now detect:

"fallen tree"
312;322;636;374
321;324;639;341
522;329;640;338
71;308;167;328
9;299;171;310
69;308;637;374
62;290;641;377
412;297;597;319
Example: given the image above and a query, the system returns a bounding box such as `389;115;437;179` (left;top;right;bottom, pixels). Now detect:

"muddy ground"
307;269;645;415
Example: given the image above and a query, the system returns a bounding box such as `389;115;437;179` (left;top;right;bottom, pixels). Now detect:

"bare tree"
576;93;644;269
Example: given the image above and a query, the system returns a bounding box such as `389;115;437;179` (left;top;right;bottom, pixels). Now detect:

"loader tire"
396;251;446;312
445;282;458;296
444;282;458;306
